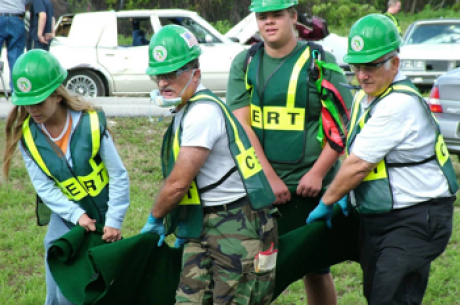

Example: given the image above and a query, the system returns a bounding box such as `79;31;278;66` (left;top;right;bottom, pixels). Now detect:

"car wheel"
65;70;106;97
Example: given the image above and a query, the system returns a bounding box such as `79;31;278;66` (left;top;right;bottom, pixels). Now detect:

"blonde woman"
3;50;130;305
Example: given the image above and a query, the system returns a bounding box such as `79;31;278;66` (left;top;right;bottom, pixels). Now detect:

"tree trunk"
411;0;418;13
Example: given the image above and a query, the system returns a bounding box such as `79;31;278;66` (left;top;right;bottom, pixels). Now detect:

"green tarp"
48;206;359;305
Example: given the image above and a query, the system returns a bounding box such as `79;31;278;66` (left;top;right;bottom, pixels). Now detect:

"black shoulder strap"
307;41;325;83
243;41;264;74
198;166;238;194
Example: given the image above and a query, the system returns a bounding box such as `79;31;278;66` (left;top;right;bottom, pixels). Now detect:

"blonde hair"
3;85;100;180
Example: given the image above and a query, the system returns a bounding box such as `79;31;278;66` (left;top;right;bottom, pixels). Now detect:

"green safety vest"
22;110;110;227
384;12;402;36
346;80;458;214
246;44;318;164
161;90;275;239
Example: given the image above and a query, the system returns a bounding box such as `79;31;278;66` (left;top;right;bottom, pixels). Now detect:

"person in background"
308;14;458;305
0;0;29;93
384;0;402;36
29;0;55;50
3;50;130;305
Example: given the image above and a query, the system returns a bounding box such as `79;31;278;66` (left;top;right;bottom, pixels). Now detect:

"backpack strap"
243;41;264;74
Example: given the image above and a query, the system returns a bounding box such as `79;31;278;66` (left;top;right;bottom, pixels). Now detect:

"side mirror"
228;37;240;43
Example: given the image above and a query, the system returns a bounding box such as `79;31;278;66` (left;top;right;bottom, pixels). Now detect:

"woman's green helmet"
343;14;402;64
146;25;202;76
249;0;298;12
12;50;68;106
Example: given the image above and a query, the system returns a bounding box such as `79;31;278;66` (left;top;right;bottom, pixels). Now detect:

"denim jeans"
44;213;74;305
0;15;26;91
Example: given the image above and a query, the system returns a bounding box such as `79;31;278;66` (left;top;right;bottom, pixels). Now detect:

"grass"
1;116;460;304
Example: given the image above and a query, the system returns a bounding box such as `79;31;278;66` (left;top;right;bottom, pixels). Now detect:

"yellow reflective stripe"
88;110;100;158
251;104;305;131
179;181;201;205
251;104;263;129
287;46;310;109
173;125;180;160
191;94;245;152
436;134;450;166
245;66;252;91
363;160;388;181
78;162;109;197
60;177;88;201
377;86;393;99
347;90;366;143
23;116;52;177
236;146;263;179
392;84;421;97
189;94;263;180
59;163;109;200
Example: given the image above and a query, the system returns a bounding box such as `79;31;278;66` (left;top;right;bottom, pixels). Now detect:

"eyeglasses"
349;56;394;74
152;68;191;83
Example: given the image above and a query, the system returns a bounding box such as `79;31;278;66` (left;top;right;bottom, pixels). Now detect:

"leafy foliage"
53;0;460;37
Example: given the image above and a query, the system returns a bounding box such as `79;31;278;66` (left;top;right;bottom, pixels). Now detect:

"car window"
117;18;153;47
55;15;73;37
159;17;220;43
405;23;460;45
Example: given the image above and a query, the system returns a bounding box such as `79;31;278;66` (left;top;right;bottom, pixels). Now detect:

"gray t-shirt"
350;71;451;208
173;84;246;206
0;0;29;14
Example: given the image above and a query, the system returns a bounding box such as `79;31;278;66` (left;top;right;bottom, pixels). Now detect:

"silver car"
400;18;460;91
428;67;460;155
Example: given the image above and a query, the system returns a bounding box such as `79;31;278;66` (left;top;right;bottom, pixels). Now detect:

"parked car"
400;18;460;90
0;9;247;97
225;12;354;84
427;67;460;156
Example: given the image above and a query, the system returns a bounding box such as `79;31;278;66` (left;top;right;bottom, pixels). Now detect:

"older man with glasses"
307;14;458;305
141;24;278;305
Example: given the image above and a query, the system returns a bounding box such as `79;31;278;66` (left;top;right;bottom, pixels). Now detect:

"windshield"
159;16;222;43
405;23;460;45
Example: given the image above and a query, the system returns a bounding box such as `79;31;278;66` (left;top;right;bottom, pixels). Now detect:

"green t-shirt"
226;41;353;187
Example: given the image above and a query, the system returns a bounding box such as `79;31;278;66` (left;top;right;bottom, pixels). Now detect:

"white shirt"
350;72;451;208
173;84;246;207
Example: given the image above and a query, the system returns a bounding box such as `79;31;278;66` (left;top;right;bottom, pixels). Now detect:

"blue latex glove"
141;214;165;247
306;200;334;228
174;238;187;248
336;195;349;217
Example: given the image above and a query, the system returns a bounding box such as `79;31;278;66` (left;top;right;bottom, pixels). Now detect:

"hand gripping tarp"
48;206;359;305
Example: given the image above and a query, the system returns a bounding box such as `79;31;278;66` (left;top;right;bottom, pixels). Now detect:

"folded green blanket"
48;205;359;304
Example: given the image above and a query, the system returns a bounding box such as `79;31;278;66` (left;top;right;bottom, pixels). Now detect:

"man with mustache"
141;25;278;305
308;14;458;304
226;0;354;304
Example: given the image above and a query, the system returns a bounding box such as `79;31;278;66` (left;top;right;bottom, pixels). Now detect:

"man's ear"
392;56;400;72
193;69;201;82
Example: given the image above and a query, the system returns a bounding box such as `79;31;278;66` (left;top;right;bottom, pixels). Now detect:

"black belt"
0;13;25;17
203;196;250;214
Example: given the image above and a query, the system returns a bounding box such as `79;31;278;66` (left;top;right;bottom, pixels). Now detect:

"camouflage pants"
175;203;278;305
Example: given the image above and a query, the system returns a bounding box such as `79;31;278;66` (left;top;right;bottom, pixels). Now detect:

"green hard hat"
146;25;202;75
249;0;298;12
343;14;402;64
12;50;68;106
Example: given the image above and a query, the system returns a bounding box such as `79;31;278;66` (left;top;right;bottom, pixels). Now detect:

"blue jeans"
44;214;74;305
0;16;25;91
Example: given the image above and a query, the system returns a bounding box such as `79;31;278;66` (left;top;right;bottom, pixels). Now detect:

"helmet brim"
343;49;395;64
250;3;295;13
12;80;64;106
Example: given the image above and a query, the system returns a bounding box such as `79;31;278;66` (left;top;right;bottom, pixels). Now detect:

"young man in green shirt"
226;0;354;304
